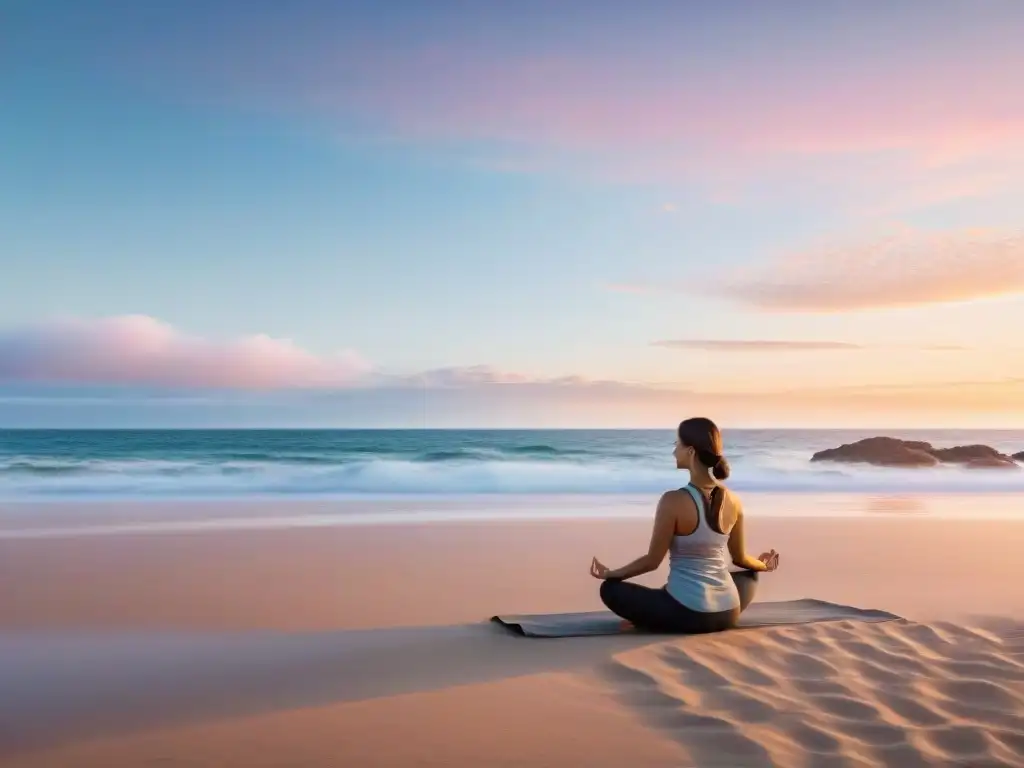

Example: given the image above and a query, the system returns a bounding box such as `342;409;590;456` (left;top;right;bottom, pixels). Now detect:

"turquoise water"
0;429;1022;499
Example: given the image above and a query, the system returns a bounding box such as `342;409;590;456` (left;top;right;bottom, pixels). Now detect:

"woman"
591;417;779;634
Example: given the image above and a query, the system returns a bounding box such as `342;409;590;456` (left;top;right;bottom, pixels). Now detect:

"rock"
931;444;1008;464
811;437;939;468
811;436;1019;470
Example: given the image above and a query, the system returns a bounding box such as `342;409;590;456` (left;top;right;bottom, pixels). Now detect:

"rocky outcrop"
931;444;1019;469
1015;451;1024;462
812;437;1020;469
811;437;938;467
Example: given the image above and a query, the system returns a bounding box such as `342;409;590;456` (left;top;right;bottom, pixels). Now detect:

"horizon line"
3;426;1024;432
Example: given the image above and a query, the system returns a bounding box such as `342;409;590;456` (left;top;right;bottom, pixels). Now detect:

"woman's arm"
597;493;676;580
727;506;772;571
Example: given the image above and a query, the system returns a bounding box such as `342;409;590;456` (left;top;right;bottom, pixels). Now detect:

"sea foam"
1;455;1023;498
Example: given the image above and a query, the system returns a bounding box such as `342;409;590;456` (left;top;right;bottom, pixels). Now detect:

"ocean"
1;428;1023;500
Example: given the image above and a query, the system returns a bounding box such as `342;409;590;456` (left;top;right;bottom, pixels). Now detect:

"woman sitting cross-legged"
590;417;779;634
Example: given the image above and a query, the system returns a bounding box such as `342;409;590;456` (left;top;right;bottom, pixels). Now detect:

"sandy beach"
2;498;1024;767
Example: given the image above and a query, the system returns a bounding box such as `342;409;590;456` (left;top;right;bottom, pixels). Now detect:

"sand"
2;498;1024;766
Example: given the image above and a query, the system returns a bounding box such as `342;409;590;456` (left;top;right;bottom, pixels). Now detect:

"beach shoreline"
2;491;1024;539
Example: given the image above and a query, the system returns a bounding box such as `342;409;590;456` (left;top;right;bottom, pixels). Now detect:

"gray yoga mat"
491;598;899;638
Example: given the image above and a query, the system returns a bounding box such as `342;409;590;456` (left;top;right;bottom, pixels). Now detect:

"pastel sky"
3;0;1024;427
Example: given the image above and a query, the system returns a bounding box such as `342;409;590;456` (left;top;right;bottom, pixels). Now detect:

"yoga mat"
491;598;900;638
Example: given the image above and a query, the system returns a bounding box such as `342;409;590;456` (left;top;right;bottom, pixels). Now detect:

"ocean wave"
0;460;91;476
505;444;590;456
1;455;1023;498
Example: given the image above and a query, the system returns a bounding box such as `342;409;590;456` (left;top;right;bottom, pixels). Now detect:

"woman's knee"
600;578;632;613
599;578;619;605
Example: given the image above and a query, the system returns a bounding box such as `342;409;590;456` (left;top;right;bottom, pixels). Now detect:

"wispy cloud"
5;367;1023;428
371;365;655;393
653;339;863;352
69;4;1024;202
273;39;1024;167
719;228;1024;312
652;339;971;352
0;316;367;390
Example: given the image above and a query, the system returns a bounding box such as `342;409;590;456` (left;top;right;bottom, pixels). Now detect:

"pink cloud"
0;316;368;389
718;228;1024;312
375;365;651;392
397;365;534;388
102;9;1024;210
312;48;1024;178
328;55;1024;210
74;0;1024;215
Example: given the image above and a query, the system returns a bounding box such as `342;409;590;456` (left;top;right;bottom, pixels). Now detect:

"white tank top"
665;484;741;613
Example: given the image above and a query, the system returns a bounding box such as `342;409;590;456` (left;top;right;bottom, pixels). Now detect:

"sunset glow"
3;2;1024;427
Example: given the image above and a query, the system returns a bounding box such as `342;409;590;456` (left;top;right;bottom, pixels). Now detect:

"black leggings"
599;571;759;634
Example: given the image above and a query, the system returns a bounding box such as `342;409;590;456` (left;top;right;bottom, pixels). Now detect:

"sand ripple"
598;618;1024;767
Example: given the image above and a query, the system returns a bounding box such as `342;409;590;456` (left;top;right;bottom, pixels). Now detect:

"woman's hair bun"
713;456;731;480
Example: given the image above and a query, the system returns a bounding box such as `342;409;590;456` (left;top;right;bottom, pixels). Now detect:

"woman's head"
674;417;731;480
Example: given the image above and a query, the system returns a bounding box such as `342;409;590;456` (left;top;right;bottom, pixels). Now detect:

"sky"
2;0;1024;427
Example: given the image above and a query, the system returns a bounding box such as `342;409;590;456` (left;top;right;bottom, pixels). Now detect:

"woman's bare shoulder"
657;488;699;519
660;487;698;506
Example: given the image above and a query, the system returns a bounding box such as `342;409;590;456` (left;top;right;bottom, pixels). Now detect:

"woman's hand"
590;556;613;579
757;549;780;572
